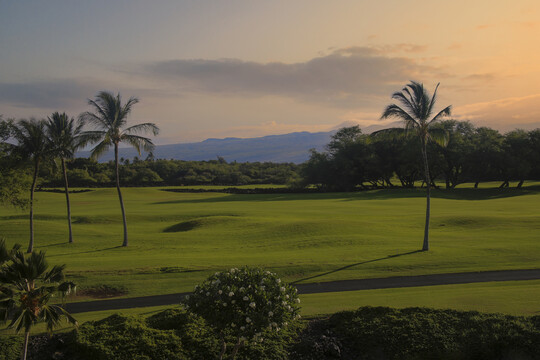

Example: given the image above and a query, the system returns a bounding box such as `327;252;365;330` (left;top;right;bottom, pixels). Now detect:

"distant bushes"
39;158;299;188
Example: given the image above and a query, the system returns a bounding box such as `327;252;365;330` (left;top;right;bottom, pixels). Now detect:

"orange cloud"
454;94;540;131
476;24;494;30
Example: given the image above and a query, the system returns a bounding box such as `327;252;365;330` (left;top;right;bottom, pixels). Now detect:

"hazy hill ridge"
78;131;332;164
77;123;394;163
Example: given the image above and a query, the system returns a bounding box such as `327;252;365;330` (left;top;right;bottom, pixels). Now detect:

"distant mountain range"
78;123;396;164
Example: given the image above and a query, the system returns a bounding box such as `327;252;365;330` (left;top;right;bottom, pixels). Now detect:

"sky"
1;0;540;144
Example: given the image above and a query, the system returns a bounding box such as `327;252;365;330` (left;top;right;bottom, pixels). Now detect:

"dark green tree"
464;127;503;188
0;116;31;209
500;130;532;188
381;81;451;251
80;91;159;247
430;120;475;189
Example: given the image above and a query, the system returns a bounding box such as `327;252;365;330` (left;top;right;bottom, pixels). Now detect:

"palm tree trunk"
421;140;430;251
62;158;73;243
115;143;128;247
21;331;29;360
27;159;39;253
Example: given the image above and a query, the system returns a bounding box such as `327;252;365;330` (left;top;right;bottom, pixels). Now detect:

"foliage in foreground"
0;336;23;360
0;240;77;360
35;308;300;360
5;306;540;360
183;267;302;359
291;306;540;360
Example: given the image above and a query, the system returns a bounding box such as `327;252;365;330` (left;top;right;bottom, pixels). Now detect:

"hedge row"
292;307;540;360
2;306;539;360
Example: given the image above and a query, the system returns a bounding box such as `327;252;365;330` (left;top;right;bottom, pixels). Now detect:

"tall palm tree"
46;112;85;244
381;81;451;251
0;240;77;360
79;91;159;247
11;119;51;253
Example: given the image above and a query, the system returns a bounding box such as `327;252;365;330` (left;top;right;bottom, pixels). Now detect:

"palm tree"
0;240;77;360
11;119;51;253
79;91;159;247
46;112;85;244
381;81;451;251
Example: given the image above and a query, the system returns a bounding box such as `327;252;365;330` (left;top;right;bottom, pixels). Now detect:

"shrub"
0;336;23;360
74;314;187;360
146;308;219;360
290;306;540;360
184;267;302;359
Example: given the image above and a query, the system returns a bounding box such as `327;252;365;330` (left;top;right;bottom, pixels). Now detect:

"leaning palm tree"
381;81;451;251
0;241;77;360
79;91;159;247
46;112;85;244
11;119;51;253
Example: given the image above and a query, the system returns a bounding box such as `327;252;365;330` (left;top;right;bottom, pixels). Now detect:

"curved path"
65;269;540;314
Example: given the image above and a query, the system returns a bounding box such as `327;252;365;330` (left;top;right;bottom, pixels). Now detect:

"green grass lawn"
1;183;539;313
300;280;540;317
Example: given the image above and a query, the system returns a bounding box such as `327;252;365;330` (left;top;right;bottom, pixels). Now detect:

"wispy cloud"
143;46;444;107
463;73;498;82
0;79;97;110
476;24;494;30
454;94;540;131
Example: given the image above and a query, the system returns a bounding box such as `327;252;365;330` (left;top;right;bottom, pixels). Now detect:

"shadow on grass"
36;242;69;248
291;249;423;285
153;186;540;205
48;246;123;257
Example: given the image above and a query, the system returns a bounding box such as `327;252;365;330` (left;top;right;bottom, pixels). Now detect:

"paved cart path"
65;268;540;314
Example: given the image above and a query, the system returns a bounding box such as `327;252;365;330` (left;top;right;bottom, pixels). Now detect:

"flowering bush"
183;267;301;359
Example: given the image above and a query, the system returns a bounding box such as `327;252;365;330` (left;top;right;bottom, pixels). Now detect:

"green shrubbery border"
4;306;540;359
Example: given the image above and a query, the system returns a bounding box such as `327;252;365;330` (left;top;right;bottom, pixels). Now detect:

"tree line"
301;121;540;191
39;157;299;188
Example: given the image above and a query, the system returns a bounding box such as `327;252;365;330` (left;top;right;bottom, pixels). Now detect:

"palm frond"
85;98;110;126
121;134;155;155
391;91;419;116
43;264;65;283
429;105;452;124
79;110;110;130
46;112;85;159
427;83;440;116
119;96;139;124
370;127;406;140
78;130;107;144
427;127;449;147
123;123;159;136
11;119;51;162
90;139;112;160
381;104;419;128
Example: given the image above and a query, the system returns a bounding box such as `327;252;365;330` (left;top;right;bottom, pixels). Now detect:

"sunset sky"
1;0;540;144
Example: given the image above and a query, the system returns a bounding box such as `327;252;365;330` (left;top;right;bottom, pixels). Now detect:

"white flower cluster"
184;266;301;339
